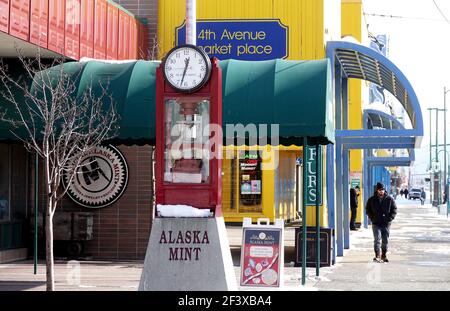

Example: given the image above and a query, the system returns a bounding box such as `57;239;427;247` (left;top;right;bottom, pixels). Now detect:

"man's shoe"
381;252;389;263
373;257;383;263
373;250;382;262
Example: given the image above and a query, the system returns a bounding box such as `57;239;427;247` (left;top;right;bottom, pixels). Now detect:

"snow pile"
157;204;211;217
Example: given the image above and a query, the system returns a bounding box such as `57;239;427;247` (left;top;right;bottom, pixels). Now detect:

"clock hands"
180;57;190;87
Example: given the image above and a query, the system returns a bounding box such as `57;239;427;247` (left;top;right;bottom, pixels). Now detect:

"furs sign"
63;145;129;208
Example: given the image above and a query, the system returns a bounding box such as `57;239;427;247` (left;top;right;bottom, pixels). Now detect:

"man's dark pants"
372;223;390;254
350;208;357;230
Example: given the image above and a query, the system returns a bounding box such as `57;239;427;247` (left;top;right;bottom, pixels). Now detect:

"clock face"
163;45;212;93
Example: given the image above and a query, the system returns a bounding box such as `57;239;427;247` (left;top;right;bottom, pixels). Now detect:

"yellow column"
342;0;365;225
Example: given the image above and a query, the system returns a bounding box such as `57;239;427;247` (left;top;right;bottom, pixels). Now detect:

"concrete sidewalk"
1;199;449;291
314;199;450;290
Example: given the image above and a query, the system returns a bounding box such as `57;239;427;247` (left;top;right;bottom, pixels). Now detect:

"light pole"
444;87;449;213
444;88;449;208
437;149;450;216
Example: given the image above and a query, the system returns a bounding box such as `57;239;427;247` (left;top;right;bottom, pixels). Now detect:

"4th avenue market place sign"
176;19;289;60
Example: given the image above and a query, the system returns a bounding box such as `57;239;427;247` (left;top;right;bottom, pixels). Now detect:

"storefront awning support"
34;152;38;275
315;143;320;276
302;136;308;285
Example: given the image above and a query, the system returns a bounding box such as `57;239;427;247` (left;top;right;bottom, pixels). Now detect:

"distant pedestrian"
420;188;426;205
400;188;404;198
366;182;397;263
349;186;360;230
404;188;409;199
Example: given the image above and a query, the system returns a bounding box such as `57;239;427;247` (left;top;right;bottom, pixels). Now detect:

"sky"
362;0;450;177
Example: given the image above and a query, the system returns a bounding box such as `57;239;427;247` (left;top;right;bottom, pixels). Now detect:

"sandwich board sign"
240;218;284;287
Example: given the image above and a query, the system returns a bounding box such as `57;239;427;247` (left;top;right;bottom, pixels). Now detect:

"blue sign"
176;19;288;61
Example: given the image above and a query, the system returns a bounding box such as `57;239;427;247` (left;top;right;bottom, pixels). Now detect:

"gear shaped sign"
63;145;129;208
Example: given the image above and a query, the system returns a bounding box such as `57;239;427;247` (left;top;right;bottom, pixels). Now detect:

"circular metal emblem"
63;145;129;208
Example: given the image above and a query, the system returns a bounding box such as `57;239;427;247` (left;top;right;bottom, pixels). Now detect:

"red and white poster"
240;227;282;287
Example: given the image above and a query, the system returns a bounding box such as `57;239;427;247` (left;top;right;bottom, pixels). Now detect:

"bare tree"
0;51;118;291
138;32;161;60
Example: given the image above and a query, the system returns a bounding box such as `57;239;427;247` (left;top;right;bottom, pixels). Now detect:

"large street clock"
162;44;212;93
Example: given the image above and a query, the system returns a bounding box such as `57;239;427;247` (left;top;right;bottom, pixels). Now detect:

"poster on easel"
240;218;284;287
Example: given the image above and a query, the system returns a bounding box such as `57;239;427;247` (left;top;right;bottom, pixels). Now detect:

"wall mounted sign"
306;146;322;206
176;19;289;60
350;171;362;189
240;218;283;287
63;145;129;208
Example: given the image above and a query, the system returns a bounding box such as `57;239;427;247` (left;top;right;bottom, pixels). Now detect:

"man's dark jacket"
365;192;397;227
350;188;358;209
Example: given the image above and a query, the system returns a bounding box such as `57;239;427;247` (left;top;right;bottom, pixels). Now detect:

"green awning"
0;59;334;145
221;59;334;145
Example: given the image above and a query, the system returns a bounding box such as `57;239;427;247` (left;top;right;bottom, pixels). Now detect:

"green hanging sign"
306;146;322;206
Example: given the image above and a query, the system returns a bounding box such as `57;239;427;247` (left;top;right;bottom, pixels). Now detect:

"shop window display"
238;150;262;213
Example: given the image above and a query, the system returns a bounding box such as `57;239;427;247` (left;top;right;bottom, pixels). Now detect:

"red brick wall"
34;145;154;260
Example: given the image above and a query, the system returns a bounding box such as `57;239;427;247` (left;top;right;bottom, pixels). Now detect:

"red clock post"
139;45;236;291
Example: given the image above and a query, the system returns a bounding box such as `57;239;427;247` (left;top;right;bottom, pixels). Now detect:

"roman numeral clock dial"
163;45;212;93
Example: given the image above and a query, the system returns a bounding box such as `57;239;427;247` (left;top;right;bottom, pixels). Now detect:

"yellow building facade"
341;0;368;225
157;0;341;60
157;0;342;225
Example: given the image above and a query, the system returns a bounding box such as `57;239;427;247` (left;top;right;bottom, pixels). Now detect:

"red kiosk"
155;44;222;215
139;45;236;291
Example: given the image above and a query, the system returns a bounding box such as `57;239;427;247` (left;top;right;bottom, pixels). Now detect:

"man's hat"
376;182;385;190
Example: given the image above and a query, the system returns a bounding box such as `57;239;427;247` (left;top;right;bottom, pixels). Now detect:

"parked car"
408;188;422;200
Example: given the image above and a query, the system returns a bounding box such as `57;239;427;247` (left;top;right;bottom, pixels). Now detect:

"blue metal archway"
325;40;424;259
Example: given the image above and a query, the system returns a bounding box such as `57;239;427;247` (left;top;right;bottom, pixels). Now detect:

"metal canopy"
363;108;415;166
326;40;424;258
365;109;403;130
327;40;423;135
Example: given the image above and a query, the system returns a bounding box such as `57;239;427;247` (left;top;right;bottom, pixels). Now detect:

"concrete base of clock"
138;216;237;291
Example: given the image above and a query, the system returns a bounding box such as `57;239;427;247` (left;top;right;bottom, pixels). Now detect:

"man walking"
366;182;397;263
349;186;360;230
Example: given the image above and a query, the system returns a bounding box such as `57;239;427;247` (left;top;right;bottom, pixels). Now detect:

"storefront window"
0;144;10;222
238;150;262;213
164;98;210;184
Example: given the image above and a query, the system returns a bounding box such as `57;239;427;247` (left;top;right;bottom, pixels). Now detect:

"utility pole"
444;87;448;208
436;108;439;204
429;108;433;203
428;107;446;205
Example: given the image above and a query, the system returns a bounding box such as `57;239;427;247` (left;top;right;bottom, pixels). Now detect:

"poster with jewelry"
240;218;284;287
